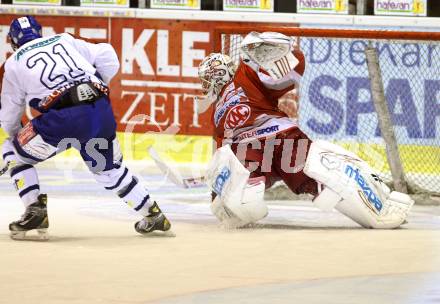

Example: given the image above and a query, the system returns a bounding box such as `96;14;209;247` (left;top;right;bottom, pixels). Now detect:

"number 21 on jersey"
26;43;85;90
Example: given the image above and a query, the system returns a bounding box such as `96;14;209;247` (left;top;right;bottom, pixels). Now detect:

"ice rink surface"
1;166;440;304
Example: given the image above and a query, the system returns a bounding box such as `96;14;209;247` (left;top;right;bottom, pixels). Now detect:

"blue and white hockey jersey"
0;33;119;136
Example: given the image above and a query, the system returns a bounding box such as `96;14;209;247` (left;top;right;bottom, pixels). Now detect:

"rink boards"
0;129;438;174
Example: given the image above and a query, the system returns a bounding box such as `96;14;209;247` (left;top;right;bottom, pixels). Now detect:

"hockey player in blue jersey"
0;16;173;239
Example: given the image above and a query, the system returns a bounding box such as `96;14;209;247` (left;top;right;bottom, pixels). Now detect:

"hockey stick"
147;146;206;189
0;162;10;176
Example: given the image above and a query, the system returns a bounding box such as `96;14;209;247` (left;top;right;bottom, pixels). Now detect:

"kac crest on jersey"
224;104;251;130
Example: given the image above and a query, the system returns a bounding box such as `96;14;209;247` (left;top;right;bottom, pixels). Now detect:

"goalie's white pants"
2;138;153;216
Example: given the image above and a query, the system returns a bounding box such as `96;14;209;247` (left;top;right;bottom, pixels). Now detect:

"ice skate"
9;194;49;241
135;202;175;237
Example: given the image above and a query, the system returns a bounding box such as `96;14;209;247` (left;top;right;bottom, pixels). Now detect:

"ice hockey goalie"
199;31;414;229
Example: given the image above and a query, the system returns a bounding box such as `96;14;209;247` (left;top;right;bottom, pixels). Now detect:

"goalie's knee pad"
305;140;414;229
207;145;268;227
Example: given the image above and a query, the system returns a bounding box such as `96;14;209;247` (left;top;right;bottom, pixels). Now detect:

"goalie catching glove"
240;31;299;80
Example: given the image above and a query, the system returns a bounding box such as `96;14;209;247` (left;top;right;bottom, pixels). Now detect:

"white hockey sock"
117;176;152;217
10;164;40;207
3;140;40;207
94;165;153;217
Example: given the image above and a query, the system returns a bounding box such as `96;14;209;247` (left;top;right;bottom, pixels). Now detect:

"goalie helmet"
198;53;236;96
8;16;42;51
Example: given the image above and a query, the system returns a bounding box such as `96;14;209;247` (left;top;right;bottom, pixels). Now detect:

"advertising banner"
297;0;349;14
223;0;274;12
110;17;211;135
298;37;439;148
12;0;61;6
0;14;438;173
0;15;438;145
81;0;129;7
150;0;201;10
374;0;427;16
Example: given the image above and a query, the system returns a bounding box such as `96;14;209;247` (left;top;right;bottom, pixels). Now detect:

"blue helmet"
8;16;42;51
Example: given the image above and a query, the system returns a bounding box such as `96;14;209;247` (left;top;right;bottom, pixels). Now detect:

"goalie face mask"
198;53;236;96
8;16;42;51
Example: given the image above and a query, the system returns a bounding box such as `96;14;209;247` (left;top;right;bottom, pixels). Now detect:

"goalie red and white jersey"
0;33;119;136
213;49;305;144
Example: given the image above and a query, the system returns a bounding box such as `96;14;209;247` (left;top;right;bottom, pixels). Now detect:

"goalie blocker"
206;141;414;229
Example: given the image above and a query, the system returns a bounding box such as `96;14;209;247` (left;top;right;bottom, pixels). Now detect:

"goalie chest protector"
213;61;297;143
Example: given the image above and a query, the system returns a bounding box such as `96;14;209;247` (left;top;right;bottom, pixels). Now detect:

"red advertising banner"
0;14;289;136
110;18;212;135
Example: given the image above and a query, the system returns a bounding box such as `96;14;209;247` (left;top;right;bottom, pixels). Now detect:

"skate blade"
10;229;49;241
139;229;176;238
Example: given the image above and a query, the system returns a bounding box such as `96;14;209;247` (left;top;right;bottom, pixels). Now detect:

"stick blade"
183;176;206;188
147;146;184;187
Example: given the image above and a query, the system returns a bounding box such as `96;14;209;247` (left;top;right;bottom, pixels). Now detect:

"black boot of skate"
9;194;49;241
134;202;174;237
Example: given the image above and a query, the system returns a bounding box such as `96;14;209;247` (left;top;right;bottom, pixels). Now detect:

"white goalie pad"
304;140;414;229
206;145;268;228
240;31;299;80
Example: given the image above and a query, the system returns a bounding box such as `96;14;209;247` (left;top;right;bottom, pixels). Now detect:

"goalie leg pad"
334;190;414;229
211;196;245;228
210;177;267;228
304;140;414;229
312;187;342;212
207;145;268;227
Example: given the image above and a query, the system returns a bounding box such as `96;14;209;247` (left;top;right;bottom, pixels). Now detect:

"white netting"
220;31;440;197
